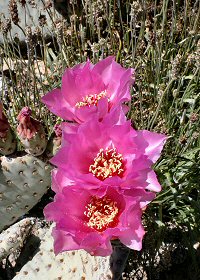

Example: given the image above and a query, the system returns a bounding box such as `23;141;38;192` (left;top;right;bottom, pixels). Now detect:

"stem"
110;240;130;280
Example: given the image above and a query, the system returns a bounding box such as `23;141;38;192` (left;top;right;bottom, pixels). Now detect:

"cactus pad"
13;225;112;280
17;107;47;156
0;128;17;155
45;124;62;158
0;154;52;231
0;103;16;155
0;218;34;261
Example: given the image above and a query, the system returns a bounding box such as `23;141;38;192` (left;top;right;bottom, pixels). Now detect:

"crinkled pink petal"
61;122;79;135
96;97;109;120
108;120;137;149
50;146;70;169
119;208;145;251
61;122;79;146
123;188;156;209
52;228;81;254
74;104;98;123
74;61;105;96
119;224;145;251
61;60;105;108
51;169;75;193
61;68;81;105
102;105;128;127
91;56;115;79
146;170;162;192
44;203;60;221
122;104;130;115
81;233;113;256
51;169;61;193
93;57;134;97
44;189;90;226
136;130;167;163
108;156;150;190
41;89;75;120
113;68;134;103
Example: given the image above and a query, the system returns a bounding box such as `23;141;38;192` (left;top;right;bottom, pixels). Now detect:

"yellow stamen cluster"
75;91;107;108
89;148;124;181
84;196;119;232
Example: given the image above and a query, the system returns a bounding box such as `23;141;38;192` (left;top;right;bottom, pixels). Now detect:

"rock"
0;0;55;43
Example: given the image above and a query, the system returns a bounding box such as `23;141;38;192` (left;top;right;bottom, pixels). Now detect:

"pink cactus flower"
17;107;40;140
42;57;134;123
44;186;155;256
54;124;62;138
51;115;167;193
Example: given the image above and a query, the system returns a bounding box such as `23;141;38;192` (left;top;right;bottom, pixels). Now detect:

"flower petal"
119;208;145;251
146;170;162;192
42;89;75;120
137;130;167;162
52;227;81;254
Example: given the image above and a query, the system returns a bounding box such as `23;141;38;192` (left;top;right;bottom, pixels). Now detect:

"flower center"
75;90;107;108
89;148;125;181
84;196;119;232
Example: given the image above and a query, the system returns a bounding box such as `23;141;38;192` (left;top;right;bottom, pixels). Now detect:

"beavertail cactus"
0;218;34;261
13;225;113;280
0;154;52;231
0;103;16;155
17;107;47;156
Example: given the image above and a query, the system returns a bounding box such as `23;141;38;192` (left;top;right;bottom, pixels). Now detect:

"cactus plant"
13;225;113;280
0;102;16;156
0;218;34;262
0;154;52;231
17;107;47;156
45;124;62;158
0;0;199;278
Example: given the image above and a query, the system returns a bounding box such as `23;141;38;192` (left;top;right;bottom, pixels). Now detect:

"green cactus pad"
45;134;61;158
0;154;52;232
19;126;47;156
0;128;16;156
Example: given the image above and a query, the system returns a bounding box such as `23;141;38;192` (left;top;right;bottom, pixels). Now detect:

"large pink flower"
44;186;154;256
51;114;167;193
42;57;134;123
